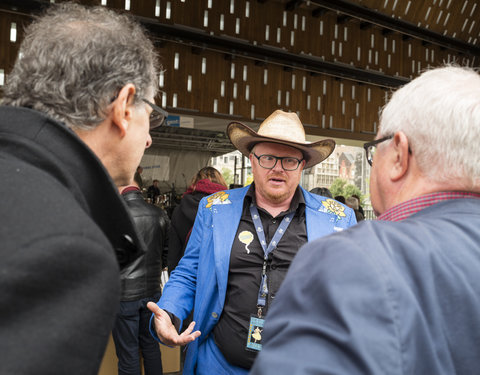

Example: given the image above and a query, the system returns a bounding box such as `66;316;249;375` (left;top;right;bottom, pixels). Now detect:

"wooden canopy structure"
0;0;478;143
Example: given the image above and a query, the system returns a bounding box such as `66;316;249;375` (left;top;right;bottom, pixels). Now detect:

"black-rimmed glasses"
363;135;393;166
252;153;304;171
142;98;168;129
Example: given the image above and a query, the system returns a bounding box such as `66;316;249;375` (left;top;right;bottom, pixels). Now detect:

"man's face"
249;142;305;205
117;96;153;186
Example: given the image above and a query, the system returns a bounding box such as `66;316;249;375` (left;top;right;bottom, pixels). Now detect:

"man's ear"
389;131;410;182
111;84;136;137
299;159;306;171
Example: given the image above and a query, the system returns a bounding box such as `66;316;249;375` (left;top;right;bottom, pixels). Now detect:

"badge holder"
246;307;264;352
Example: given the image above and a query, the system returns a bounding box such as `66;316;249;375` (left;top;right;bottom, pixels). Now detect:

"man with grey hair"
0;3;165;374
251;66;480;374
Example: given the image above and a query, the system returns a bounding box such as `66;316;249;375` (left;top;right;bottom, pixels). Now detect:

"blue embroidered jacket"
151;185;356;374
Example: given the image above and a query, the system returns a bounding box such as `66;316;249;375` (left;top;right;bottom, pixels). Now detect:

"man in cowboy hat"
147;110;356;374
250;66;480;375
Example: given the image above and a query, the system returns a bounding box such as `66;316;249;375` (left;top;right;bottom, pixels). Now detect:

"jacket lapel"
302;186;332;241
211;187;248;306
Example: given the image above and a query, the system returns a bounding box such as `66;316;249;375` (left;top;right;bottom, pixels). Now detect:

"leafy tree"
329;178;364;204
221;168;234;186
329;178;347;197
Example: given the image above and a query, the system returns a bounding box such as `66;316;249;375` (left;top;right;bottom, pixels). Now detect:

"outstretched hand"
147;302;201;346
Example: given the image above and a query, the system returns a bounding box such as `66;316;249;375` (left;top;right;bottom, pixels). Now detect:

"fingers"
179;321;201;344
182;321;197;335
162;320;200;346
177;331;201;345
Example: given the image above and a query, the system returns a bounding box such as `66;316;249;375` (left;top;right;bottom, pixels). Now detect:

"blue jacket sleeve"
153;198;208;328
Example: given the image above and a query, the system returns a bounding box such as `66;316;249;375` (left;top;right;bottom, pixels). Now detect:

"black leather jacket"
120;189;170;301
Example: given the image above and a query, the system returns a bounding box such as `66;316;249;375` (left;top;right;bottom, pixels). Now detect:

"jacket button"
211;312;218;318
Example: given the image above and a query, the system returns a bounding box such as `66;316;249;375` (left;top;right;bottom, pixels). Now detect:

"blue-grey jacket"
152;185;356;374
251;198;480;375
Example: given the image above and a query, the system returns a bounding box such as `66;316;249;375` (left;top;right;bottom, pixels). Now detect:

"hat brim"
227;122;335;168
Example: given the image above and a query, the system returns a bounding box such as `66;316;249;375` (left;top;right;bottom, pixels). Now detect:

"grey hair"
378;65;480;189
345;197;359;210
1;2;160;130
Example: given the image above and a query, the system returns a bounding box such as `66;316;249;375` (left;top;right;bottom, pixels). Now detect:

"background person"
309;186;333;198
345;196;364;221
351;193;365;217
147;110;356;374
0;3;161;373
113;182;170;375
135;166;144;190
250;66;480;375
334;195;346;204
147;179;161;203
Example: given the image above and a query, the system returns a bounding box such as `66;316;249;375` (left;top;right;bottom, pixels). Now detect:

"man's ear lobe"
389;132;410;182
111;84;136;137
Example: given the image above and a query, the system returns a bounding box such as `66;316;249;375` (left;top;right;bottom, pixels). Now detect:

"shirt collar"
121;185;141;194
377;191;480;222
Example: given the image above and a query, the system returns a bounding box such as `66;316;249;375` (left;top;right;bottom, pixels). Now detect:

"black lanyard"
249;204;295;316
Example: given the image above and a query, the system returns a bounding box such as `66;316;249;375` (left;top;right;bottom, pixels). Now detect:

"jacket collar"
0;105;142;267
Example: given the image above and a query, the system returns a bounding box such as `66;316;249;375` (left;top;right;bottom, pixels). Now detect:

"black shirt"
213;184;307;369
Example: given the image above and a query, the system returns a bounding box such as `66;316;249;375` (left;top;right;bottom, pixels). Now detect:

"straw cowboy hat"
227;110;335;168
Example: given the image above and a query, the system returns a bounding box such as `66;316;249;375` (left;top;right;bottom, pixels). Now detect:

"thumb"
147;301;163;315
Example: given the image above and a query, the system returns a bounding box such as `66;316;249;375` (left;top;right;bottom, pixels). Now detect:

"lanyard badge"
246;204;295;352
